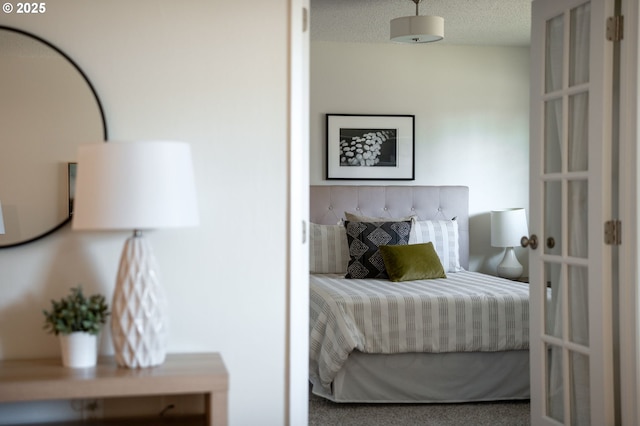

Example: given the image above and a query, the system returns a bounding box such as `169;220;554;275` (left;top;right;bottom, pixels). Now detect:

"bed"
308;185;530;403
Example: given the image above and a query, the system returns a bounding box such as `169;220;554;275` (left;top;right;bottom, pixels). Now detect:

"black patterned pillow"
344;220;412;279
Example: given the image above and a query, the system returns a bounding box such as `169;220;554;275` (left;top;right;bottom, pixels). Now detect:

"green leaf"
42;285;110;335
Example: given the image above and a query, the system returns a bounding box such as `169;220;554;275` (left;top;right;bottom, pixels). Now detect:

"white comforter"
309;271;530;390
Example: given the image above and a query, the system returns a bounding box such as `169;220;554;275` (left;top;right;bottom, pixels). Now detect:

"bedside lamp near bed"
491;208;528;279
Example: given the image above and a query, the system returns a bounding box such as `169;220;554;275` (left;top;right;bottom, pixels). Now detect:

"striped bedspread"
309;271;530;390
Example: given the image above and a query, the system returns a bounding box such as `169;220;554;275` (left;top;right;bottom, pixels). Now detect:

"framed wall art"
68;162;77;217
326;114;415;180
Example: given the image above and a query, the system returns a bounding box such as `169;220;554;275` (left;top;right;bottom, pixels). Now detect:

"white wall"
310;41;531;273
0;1;290;425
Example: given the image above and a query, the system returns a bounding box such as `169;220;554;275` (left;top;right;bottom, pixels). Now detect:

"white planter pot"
59;332;98;368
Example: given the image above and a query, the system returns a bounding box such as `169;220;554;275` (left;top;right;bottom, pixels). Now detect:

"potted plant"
43;286;109;368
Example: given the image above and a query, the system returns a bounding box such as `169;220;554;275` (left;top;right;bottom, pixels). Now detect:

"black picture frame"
326;114;415;180
68;162;77;217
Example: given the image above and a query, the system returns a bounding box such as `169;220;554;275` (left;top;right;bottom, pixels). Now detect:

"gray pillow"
344;211;417;222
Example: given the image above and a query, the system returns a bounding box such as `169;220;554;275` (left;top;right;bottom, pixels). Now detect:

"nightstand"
511;276;552;287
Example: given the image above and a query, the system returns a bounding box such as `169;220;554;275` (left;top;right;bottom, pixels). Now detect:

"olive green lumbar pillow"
379;242;447;282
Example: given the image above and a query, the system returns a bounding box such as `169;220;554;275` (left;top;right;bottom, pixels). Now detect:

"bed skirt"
310;350;530;403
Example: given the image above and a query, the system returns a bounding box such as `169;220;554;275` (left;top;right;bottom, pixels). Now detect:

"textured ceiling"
310;0;532;46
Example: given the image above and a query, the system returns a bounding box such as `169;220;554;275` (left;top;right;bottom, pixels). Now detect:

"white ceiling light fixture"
390;0;444;44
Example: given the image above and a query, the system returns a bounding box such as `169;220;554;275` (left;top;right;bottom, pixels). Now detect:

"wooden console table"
0;352;228;426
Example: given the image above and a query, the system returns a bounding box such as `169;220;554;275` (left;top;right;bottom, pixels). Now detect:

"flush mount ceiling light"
390;0;444;44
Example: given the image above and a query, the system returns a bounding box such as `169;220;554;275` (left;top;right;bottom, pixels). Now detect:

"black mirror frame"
0;26;108;249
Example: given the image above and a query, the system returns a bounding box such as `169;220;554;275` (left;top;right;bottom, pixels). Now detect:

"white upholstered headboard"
309;185;470;270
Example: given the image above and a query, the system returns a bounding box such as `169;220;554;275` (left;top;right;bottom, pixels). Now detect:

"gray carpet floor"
308;390;530;426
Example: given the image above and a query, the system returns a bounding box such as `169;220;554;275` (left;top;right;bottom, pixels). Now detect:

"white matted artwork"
326;114;415;180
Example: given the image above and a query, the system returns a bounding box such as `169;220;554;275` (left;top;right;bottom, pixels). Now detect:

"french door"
529;0;616;424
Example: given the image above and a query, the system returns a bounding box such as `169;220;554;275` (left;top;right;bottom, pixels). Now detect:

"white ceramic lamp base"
497;247;523;279
111;231;167;368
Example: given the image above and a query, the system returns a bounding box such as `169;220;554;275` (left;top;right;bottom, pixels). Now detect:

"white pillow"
309;223;349;274
410;219;464;273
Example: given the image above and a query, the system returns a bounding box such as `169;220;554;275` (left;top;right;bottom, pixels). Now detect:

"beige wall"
310;41;531;274
0;1;289;424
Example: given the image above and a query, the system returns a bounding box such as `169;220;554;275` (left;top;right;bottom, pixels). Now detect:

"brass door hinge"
607;16;624;42
605;220;622;245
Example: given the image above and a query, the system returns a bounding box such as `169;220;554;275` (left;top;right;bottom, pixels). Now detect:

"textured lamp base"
497;247;523;280
111;231;167;368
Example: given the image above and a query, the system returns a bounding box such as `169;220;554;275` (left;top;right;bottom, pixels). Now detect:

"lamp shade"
390;15;444;43
72;141;199;231
0;200;5;235
491;208;528;248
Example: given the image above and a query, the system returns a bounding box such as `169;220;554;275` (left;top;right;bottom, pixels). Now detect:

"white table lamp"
72;141;199;368
0;200;5;235
491;208;528;279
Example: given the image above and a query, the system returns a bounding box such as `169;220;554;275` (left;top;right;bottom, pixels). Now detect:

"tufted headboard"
309;185;470;270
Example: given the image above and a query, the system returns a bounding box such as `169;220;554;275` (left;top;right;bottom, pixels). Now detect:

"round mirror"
0;27;107;248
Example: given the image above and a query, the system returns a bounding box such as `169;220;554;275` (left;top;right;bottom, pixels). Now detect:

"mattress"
309;271;530;392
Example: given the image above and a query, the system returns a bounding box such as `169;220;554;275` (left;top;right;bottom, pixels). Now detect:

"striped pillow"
410;219;463;272
309;223;349;273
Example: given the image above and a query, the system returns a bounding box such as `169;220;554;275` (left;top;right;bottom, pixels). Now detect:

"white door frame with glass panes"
529;0;617;424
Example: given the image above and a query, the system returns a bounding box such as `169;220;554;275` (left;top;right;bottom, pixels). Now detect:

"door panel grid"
530;0;615;424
